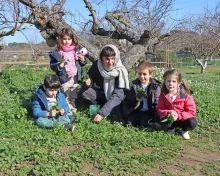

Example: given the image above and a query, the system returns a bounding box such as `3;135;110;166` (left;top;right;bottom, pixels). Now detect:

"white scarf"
97;44;129;100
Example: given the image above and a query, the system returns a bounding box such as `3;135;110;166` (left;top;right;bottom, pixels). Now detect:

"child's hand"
170;110;178;120
59;109;65;116
85;78;92;87
59;62;65;68
93;114;103;123
136;97;142;102
78;53;85;62
48;110;57;117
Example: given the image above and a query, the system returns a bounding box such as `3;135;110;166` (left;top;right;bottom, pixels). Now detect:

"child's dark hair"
161;69;192;95
44;74;61;89
100;46;115;60
57;28;78;50
137;60;154;74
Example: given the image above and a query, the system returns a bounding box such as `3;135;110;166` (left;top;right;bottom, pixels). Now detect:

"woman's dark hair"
57;28;78;50
44;74;61;89
161;69;192;95
100;46;115;60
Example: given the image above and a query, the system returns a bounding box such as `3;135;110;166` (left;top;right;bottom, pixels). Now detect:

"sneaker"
70;125;75;132
181;130;190;140
148;119;161;129
64;123;75;132
126;121;132;127
167;128;175;134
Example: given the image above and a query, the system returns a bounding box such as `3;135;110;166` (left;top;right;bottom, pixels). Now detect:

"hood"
50;49;62;60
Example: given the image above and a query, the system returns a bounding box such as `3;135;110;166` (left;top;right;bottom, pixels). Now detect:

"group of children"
32;27;197;140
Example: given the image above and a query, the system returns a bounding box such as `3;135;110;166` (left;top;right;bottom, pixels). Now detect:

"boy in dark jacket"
32;74;75;131
123;61;161;128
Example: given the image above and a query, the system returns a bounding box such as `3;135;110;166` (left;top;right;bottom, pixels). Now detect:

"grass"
0;66;219;175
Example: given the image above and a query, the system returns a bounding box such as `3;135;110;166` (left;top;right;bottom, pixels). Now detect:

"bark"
15;0;172;68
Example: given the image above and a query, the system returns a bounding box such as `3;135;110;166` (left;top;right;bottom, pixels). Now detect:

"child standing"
32;74;75;131
156;69;197;139
123;61;161;127
50;28;87;111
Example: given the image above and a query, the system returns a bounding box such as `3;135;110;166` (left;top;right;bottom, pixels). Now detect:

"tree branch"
18;0;36;8
83;0;99;34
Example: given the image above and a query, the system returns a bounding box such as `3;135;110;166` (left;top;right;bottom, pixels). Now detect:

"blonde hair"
161;69;192;95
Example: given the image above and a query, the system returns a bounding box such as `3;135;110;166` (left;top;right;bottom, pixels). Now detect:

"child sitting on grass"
32;74;75;131
156;69;197;139
123;61;161;128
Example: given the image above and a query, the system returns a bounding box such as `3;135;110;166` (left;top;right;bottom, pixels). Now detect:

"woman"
82;44;129;123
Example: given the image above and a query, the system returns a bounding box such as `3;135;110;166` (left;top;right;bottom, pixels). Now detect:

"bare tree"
0;0;179;68
168;2;220;73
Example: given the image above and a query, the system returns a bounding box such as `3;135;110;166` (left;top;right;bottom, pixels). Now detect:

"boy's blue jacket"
32;85;70;120
49;49;87;84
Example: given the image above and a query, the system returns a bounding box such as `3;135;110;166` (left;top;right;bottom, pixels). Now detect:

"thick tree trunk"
17;0;170;69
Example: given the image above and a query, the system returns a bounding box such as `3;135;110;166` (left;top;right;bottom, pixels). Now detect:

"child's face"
62;34;72;46
102;56;115;69
44;88;58;98
137;68;152;85
165;75;180;94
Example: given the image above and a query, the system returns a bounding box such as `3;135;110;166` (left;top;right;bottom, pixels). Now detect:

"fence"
0;50;50;69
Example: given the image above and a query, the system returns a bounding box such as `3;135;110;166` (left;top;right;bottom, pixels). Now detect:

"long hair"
57;28;78;50
161;69;192;95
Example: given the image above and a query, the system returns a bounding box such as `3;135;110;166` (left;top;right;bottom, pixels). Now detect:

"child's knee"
188;118;198;130
35;117;53;128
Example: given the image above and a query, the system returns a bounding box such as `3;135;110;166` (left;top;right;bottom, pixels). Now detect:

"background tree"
166;2;220;73
0;0;180;68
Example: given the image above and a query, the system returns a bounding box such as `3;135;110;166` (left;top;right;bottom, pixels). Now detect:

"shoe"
167;128;175;134
181;130;190;139
126;121;132;127
70;125;75;132
64;123;75;132
148;119;161;129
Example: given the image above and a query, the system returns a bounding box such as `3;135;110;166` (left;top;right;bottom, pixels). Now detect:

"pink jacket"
60;50;78;78
156;93;196;121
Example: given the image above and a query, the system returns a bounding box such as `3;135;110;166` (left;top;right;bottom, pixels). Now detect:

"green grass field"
0;66;219;176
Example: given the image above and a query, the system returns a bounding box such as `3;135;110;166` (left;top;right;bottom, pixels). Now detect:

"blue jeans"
35;115;71;128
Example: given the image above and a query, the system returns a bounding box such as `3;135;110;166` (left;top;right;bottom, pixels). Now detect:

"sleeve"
125;85;138;107
98;88;125;117
87;62;96;81
153;85;161;108
58;93;70;115
78;57;88;67
178;96;196;120
49;51;63;72
150;85;161;118
156;94;171;117
32;97;48;119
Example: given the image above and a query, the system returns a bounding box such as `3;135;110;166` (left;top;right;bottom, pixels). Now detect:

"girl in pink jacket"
156;69;197;139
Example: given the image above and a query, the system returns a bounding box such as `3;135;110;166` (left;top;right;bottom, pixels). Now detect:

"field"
0;66;219;176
